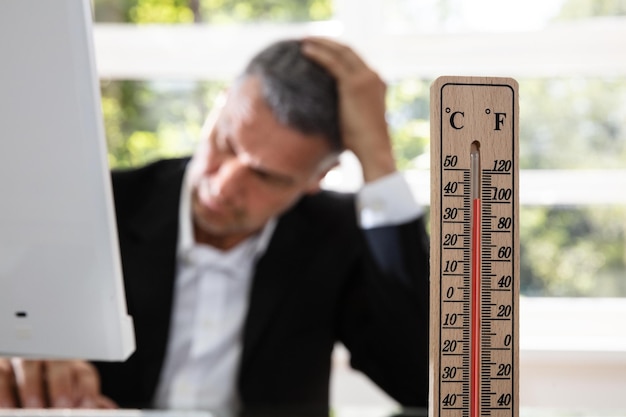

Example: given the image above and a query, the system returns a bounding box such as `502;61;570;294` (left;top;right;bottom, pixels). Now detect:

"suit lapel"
117;159;187;400
240;204;315;369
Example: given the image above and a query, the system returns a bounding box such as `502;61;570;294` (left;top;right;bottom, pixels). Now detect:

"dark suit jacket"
93;158;430;417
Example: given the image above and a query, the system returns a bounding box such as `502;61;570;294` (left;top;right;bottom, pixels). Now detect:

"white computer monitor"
0;0;135;360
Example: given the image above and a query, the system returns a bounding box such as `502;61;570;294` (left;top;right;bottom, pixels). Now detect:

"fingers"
0;359;17;408
301;37;395;182
71;361;103;407
45;361;74;408
1;359;114;409
48;360;114;409
12;359;46;408
301;37;368;79
82;394;117;410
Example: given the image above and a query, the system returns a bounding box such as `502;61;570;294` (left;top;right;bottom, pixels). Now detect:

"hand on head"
0;358;116;409
301;37;397;183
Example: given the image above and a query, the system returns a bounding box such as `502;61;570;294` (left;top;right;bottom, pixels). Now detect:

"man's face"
187;76;336;249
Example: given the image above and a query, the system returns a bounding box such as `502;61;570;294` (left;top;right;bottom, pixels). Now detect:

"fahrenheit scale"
429;77;519;417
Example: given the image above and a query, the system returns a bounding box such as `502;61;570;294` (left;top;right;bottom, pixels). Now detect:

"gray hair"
240;39;342;152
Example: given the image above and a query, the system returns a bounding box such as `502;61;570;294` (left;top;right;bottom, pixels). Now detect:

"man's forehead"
223;77;261;124
219;77;336;180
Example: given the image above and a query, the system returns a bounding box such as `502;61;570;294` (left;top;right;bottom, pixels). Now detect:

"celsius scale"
429;76;520;417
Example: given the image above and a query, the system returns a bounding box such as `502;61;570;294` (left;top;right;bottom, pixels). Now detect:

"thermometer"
429;76;519;417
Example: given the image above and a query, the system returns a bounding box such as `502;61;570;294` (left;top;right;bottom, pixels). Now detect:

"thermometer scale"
429;77;519;417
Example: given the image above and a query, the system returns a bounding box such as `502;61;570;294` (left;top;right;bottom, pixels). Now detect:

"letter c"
450;111;464;130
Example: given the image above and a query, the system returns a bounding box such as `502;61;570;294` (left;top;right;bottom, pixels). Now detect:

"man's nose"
210;158;247;202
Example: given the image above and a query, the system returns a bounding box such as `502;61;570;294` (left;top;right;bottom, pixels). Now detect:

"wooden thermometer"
429;77;519;417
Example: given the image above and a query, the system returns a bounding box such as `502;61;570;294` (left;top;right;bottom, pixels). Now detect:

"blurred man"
0;37;429;417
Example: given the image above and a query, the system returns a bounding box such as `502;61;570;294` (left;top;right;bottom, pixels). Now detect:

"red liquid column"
470;142;481;417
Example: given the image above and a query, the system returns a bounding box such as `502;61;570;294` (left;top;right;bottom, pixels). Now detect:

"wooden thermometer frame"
429;76;519;417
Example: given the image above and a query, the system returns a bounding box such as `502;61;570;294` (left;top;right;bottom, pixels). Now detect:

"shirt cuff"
357;171;425;229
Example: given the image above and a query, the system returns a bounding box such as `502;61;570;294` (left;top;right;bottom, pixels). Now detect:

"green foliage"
387;79;431;170
93;0;136;22
520;78;626;169
517;76;626;296
102;80;224;168
521;206;626;296
129;0;195;23
555;0;626;19
512;0;626;297
93;0;332;23
200;0;331;23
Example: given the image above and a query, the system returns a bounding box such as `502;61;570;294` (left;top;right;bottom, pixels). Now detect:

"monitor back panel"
0;0;135;360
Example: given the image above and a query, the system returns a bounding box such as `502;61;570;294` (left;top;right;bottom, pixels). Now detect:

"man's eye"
252;169;289;187
254;170;274;182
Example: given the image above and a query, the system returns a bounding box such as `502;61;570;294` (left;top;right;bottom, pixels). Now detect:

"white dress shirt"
153;169;422;416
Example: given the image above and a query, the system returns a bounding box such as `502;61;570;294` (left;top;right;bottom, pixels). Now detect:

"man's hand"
301;37;397;183
0;358;116;409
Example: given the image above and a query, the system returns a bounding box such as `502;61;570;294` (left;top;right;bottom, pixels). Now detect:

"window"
92;0;626;409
